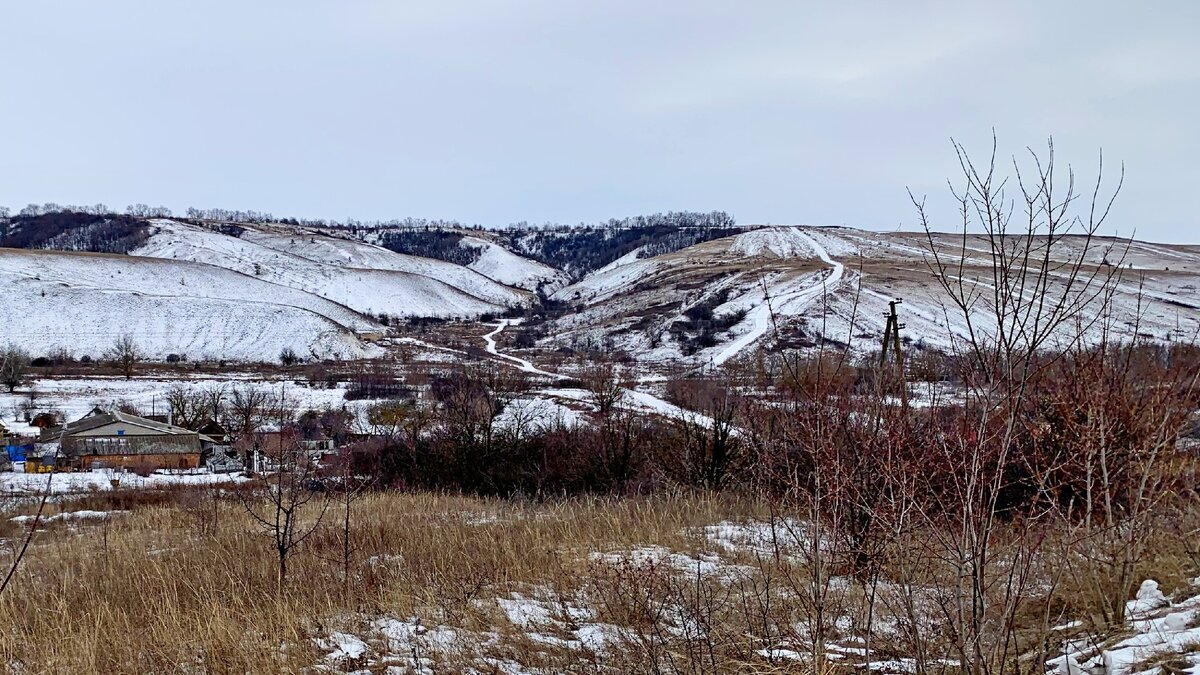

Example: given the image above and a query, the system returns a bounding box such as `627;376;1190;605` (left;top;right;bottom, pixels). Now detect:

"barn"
43;409;207;471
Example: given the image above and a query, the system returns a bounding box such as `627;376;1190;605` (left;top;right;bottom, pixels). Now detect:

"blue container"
6;444;32;462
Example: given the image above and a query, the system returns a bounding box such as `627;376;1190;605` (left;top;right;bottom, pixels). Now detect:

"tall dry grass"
0;489;766;673
1;483;1198;674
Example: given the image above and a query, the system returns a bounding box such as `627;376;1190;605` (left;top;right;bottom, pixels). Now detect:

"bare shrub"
105;333;142;380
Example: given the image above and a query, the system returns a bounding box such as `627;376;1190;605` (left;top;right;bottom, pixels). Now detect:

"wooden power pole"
880;299;908;407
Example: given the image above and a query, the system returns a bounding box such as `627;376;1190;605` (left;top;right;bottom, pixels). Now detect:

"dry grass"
0;490;771;673
1;488;1197;674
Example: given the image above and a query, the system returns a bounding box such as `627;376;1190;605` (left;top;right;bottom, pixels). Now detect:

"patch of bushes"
373;230;483;266
1;212;149;253
508;211;739;280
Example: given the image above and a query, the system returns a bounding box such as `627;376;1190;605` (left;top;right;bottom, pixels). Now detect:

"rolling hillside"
135;220;530;317
0;248;381;361
2;213;1195;367
545;226;1200;365
460;235;568;292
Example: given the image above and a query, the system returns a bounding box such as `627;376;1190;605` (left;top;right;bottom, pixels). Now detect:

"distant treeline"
372;230;483;267
506;211;739;279
0;204;740;273
357;211;739;278
0;211;149;254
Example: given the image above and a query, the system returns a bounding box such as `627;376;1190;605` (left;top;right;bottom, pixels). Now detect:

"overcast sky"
2;2;1196;242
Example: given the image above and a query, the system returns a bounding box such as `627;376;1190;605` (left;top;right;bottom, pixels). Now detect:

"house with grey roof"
38;408;211;471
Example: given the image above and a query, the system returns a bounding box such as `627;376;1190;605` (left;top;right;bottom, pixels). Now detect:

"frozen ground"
1051;580;1200;675
0;469;246;495
494;396;587;436
10;508;127;524
0;374;377;436
482;322;727;429
482;320;564;379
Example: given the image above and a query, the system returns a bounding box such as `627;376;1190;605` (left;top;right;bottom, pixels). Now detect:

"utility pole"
880;299;908;408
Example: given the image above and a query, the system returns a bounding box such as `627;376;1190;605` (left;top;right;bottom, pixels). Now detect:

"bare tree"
105;333;142;380
0;343;30;392
165;385;203;428
279;347;301;366
241;428;328;592
913;134;1127;380
582;358;627;415
320;445;372;601
433;360;528;453
595;406;651;494
906;135;1128;675
228;386;270;439
199;383;228;423
665;378;745;490
1056;324;1200;631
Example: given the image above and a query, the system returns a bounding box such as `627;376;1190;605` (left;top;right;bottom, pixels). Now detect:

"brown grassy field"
0;489;764;673
1;485;1197;674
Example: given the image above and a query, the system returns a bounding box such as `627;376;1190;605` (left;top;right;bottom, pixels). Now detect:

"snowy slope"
0;248;380;361
545;225;1200;365
709;230;845;366
727;227;826;259
233;223;533;307
461;236;569;292
135;221;510;318
551;248;667;305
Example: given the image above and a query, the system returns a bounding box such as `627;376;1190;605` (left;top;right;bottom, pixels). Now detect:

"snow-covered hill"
0;248;381;361
5;217;1195;367
550;248;666;305
135;220;529;317
461;236;569;292
546;225;1200;365
0;218;565;363
235;223;533;307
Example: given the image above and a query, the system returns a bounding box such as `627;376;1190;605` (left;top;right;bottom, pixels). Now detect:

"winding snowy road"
481;321;723;429
482;319;565;379
710;229;846;366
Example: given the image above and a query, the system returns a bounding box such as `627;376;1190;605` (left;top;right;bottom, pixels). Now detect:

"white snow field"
460;235;568;292
550;248;666;305
0;470;247;495
233;222;533;308
135;220;529;317
0;248;381;362
0;217;560;362
0;375;366;434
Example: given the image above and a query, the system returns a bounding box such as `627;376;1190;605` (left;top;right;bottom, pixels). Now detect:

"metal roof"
63;410;199;438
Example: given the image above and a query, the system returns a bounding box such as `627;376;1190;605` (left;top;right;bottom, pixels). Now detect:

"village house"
36;408;213;472
231;427;339;474
196;419;231;444
29;412;60;430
